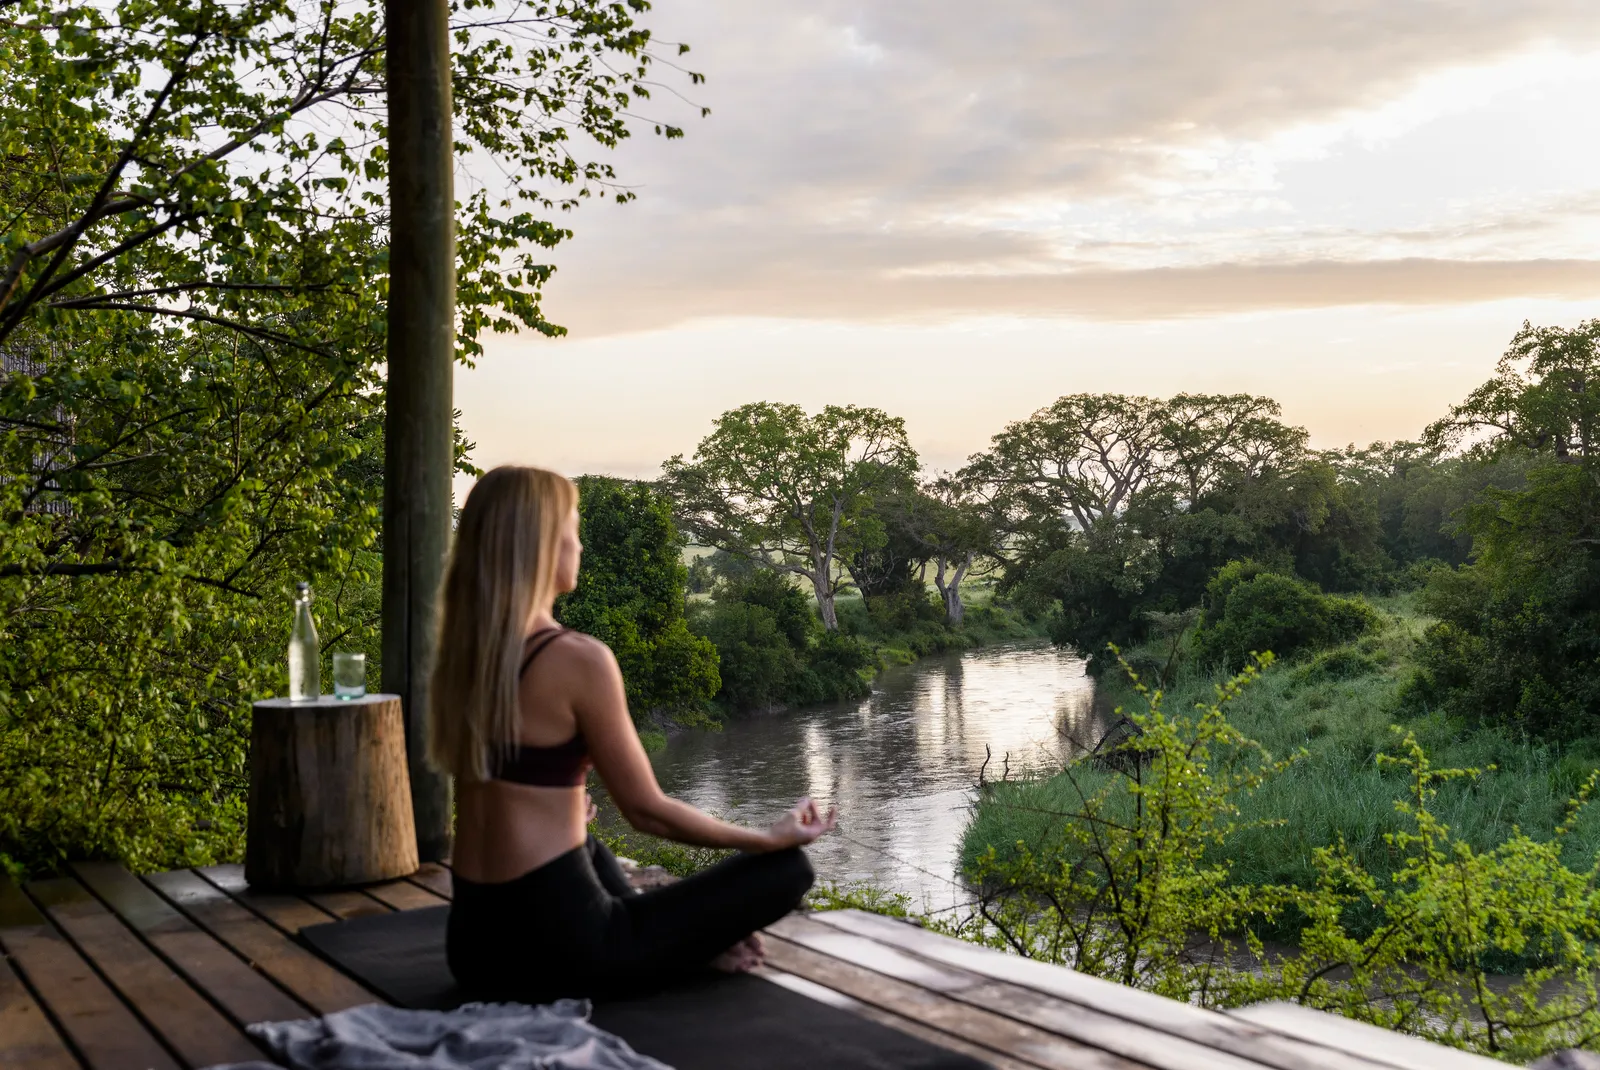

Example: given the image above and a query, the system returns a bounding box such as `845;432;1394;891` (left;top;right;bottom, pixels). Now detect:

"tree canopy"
0;0;699;875
661;402;918;630
1409;320;1600;737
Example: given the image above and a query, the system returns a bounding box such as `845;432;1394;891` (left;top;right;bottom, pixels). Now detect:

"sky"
453;0;1600;489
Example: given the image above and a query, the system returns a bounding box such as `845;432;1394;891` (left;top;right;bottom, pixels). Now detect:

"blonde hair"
428;465;578;782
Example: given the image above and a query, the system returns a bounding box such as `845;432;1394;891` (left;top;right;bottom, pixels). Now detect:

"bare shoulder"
547;629;617;676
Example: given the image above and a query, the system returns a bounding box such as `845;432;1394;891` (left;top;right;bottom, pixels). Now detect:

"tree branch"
0;561;260;597
0;34;205;325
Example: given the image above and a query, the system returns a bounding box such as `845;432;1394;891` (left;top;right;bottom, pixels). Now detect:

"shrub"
1294;646;1382;683
795;629;874;705
692;599;798;712
1195;566;1378;671
1200;559;1276;620
1408;547;1600;737
1400;620;1487;713
691;569;874;712
556;477;720;724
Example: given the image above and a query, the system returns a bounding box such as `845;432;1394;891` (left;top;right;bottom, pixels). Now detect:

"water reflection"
635;641;1104;912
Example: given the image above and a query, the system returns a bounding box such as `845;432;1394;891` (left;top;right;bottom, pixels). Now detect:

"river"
638;641;1107;912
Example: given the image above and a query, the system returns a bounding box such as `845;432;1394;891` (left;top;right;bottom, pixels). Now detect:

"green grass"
962;591;1600;903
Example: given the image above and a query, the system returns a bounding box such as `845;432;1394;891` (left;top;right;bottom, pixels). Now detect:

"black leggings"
447;836;814;1002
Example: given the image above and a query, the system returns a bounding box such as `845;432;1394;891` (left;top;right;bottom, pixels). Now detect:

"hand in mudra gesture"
767;796;838;849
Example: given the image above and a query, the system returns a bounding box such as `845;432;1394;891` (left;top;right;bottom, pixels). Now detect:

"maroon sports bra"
489;627;590;787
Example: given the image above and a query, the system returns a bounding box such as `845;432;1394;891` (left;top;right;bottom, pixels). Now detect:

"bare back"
451;630;599;883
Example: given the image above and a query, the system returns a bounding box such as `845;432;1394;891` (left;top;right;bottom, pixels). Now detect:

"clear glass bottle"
288;582;321;701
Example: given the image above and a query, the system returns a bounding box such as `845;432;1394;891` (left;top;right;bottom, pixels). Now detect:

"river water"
641;641;1107;913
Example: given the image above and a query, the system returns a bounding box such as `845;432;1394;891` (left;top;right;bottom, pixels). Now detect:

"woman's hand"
585;793;598;825
765;796;838;849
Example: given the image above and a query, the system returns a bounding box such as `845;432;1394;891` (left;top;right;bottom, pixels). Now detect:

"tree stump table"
246;694;420;890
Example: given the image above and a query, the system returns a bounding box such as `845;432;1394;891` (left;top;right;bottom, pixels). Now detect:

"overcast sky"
454;0;1600;487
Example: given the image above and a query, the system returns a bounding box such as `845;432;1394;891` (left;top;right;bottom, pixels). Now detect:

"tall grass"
962;592;1600;910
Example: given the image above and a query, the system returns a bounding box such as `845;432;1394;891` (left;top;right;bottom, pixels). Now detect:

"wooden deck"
0;863;1502;1070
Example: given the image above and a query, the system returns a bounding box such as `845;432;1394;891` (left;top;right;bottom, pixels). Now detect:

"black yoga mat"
299;906;992;1070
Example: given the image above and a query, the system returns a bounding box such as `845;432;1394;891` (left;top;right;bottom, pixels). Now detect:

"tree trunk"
943;583;965;625
935;552;971;625
383;0;455;862
810;570;839;630
246;695;420;890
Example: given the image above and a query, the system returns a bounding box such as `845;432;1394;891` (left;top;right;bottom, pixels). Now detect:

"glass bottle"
288;582;321;701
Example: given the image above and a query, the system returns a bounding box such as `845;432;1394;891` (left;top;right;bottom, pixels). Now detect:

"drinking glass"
332;652;366;700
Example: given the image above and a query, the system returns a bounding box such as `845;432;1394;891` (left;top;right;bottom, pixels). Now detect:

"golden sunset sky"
453;1;1600;488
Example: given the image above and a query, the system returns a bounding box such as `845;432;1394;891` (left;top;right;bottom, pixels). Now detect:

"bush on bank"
968;595;1600;901
1192;561;1378;672
557;477;721;727
956;643;1600;1062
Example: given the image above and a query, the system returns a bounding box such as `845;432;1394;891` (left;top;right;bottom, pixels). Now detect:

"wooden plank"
305;889;390;922
143;869;375;1016
810;910;1399;1070
769;915;975;992
362;879;447;912
758;967;1038;1070
0;952;79;1070
961;980;1281;1070
194;865;335;935
72;862;309;1029
777;915;1257;1070
406;863;452;900
1229;1002;1504;1070
765;923;1141;1070
0;875;179;1070
28;876;263;1068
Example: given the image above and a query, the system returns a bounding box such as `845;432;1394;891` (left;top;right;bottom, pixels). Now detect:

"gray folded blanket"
212;1000;672;1070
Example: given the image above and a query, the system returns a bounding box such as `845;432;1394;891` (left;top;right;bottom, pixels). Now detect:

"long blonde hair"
428;465;578;782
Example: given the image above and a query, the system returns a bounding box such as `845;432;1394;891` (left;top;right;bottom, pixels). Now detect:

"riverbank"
834;579;1047;669
677;567;1046;731
961;591;1600;913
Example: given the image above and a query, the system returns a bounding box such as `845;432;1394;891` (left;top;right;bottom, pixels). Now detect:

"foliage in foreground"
959;656;1600;1062
0;0;696;877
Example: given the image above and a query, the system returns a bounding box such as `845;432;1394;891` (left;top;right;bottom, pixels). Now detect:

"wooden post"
245;696;420;889
384;0;455;861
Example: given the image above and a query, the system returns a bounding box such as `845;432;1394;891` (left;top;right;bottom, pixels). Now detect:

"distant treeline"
645;319;1600;740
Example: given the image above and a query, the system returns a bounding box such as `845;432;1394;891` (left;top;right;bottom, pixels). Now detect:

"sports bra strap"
519;627;569;676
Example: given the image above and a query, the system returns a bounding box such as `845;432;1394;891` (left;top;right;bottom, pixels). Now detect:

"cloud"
499;0;1600;337
553;258;1600;335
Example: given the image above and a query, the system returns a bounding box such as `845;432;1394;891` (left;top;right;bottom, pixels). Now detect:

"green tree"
967;392;1320;664
0;1;699;874
661;402;918;631
1409;320;1600;736
846;468;930;601
968;393;1169;546
689;568;872;713
910;474;997;626
556;477;719;725
1192;563;1377;672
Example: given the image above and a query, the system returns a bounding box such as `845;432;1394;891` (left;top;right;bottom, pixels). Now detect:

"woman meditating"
432;465;837;1003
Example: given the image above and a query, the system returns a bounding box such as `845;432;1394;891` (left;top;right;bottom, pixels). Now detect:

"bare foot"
710;933;766;973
